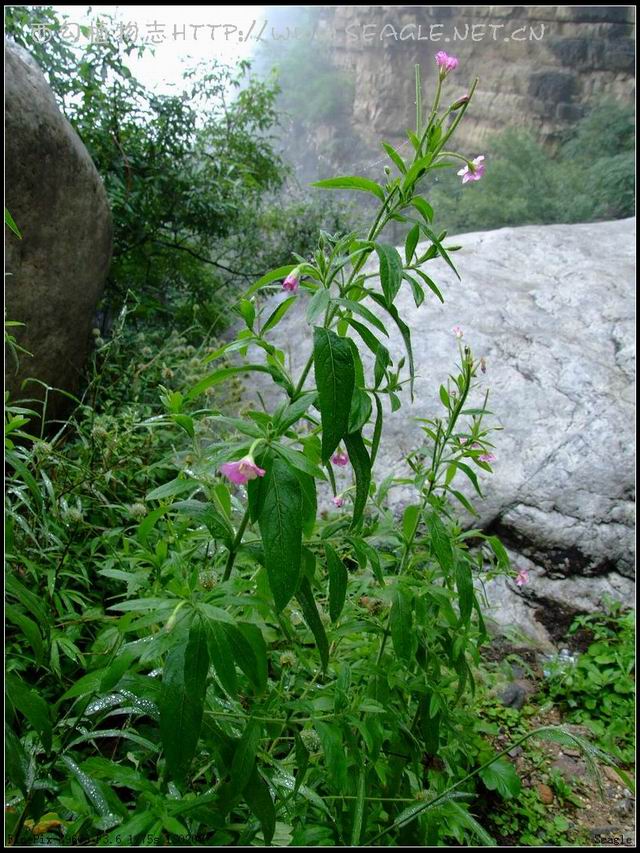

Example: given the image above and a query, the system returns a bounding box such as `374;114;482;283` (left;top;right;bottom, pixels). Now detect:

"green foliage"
543;604;635;764
5;56;630;848
428;101;635;234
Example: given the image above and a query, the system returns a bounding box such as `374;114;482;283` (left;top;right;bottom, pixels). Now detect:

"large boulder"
5;40;112;422
251;218;636;647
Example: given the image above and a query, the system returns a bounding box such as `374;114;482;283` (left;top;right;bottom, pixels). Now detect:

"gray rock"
252;219;635;645
5;40;112;422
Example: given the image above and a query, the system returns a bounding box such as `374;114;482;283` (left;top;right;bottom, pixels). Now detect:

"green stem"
369;725;567;843
222;506;251;582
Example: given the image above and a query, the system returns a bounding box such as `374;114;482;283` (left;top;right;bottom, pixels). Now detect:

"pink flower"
458;155;486;184
331;451;349;467
282;269;300;292
515;568;529;587
332;495;345;508
435;51;459;74
479;452;496;463
452;325;464;339
220;455;266;485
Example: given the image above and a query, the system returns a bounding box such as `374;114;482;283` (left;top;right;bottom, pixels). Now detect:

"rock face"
5;40;112;421
301;6;635;176
253;218;636;647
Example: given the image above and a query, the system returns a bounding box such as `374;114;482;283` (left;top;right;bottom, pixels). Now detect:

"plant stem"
222;506;251;581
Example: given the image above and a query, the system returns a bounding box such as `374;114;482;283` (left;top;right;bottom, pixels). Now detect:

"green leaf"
245;264;297;298
243;767;276;844
206;621;237;697
382;141;407;174
145;478;199;502
160;617;210;783
344;430;371;530
229;718;260;797
312;175;385;202
369;293;415;401
335;298;389;337
5;724;29;796
171;500;234;544
5;206;22;238
296;576;329;672
294;734;310;794
348;387;372;434
61;756;120;825
315;722;347;790
402;504;420;543
411;196;434;224
411;268;445;303
291;467;317;538
272;444;326;481
419;223;460;280
405;223;420;265
456;559;473;628
375;243;404;306
390;587;413;662
6;672;52;753
370;394;384;467
457;462;484;497
258;457;303;611
5;605;44;665
479;758;522;800
223;623;267;695
262;295;297;334
429;514;454;576
325;543;348;623
313;327;355;463
306;287;331;324
273;391;317;434
186;364;279;401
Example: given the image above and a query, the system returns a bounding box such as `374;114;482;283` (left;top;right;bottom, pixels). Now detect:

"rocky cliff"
300;5;635;178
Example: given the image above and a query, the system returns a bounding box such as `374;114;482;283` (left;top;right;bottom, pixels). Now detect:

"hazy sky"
53;5;266;92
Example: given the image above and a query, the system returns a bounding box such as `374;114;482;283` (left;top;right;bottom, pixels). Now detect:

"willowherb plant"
6;57;538;847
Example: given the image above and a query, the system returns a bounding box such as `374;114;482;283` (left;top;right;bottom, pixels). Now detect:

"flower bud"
450;95;469;111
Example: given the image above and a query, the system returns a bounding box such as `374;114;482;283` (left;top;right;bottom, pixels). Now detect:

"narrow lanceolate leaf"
296;576;329;672
243;767;276;845
375;243;404;306
428;514;454;576
313;327;355;462
419;222;460;280
344;430;371;530
229;718;261;798
405;223;420;265
262;295;297;334
160;617;210;783
258;457;303;611
5;724;29;796
61;756;118;824
456;559;474;628
5;206;22;238
315;722;348;790
206;620;237;697
245;264;297;298
223;622;268;695
311;175;385;202
325;543;348;623
5;672;52;753
382;141;407;174
390;587;413;662
402;504;420;544
369;293;415;401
